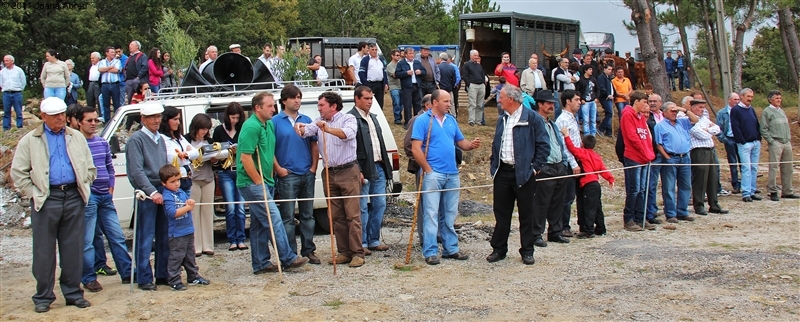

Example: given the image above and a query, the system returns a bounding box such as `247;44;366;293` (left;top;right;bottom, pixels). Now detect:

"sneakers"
348;256;365;267
624;220;643;231
718;189;731;196
189;277;210;285
96;265;117;276
83;280;103;292
171;283;187;291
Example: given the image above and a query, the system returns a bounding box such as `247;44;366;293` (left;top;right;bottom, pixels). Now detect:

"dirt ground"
1;95;799;321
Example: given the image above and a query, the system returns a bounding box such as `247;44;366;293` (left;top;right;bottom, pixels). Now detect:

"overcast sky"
462;0;760;56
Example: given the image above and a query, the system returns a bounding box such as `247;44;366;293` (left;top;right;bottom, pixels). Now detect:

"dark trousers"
420;81;437;96
366;81;385;110
322;164;365;258
723;139;741;190
135;196;170;285
86;81;100;109
167;234;200;285
31;187;85;305
100;83;121;121
452;84;460;116
580;181;606;234
691;148;721;211
490;164;537;256
562;177;577;231
401;84;422;125
532;163;567;238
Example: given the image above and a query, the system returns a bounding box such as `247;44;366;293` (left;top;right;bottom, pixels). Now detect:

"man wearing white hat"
11;97;97;313
125;103;169;291
230;44;250;62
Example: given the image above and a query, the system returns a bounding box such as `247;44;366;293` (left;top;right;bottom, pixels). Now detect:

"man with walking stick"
238;92;308;275
295;91;366;267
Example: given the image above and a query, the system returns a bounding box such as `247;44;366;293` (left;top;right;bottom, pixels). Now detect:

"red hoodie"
620;106;655;164
564;136;615;188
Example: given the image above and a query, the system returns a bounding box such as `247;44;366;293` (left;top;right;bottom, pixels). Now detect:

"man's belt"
327;161;357;172
693;147;713;150
668;152;688;158
3;90;21;93
500;162;515;169
50;183;77;190
367;80;383;83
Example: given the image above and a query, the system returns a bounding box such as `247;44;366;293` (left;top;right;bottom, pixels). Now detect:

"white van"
102;80;403;230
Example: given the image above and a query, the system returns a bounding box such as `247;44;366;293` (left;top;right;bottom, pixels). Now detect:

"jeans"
2;91;23;130
134;195;170;285
150;84;160;95
581;101;597;135
239;184;298;271
43;87;66;100
82;193;99;285
646;156;662;220
218;170;246;244
723;139;740;190
623;157;648;223
615;102;627;119
360;164;387;248
660;154;691;218
91;195;132;279
667;72;676;90
421;171;460;258
276;172;316;256
598;99;614;135
390;89;402;123
84;193;132;283
101;83;121;121
118;82;126;106
737;141;761;197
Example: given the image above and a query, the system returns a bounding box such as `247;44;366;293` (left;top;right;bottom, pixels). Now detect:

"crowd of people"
5;38;797;314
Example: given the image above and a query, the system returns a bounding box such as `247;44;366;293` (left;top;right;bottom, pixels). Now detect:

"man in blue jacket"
715;92;741;193
664;52;676;91
596;64;615;137
395;48;426;127
487;85;549;265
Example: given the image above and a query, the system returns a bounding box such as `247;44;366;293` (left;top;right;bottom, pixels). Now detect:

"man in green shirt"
760;90;798;201
237;92;308;274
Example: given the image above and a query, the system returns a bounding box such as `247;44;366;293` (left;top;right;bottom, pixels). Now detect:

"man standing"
124;40;148;104
296;92;365;267
621;91;656;231
11;98;96;312
675;50;687;91
730;88;762;202
273;85;320;264
688;99;728;215
437;53;457;114
411;90;480;265
520;58;547;97
449;55;462;117
716;93;742;194
569;48;583;65
239;92;309;273
348;86;393;254
1;55;26;131
462;50;486;126
395;48;426;127
76;106;132;292
552;58;577;119
126;104;168;290
417;46;441;96
348;42;369;86
654;102;697;223
625;51;637;88
85;52;101;109
494;52;519;87
114;45;128;105
357;43;388;110
530;90;571;246
554;89;582;238
575;64;599;135
760;90;799;201
644;94;664;224
664;52;676;91
487;85;549;265
98;47;121;124
385;50;404;124
199;45;218;75
596;64;615;137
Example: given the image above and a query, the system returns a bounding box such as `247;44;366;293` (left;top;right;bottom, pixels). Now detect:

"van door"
104;110;143;228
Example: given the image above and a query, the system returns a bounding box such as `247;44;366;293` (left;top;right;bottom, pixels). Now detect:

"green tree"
741;26;794;92
155;8;198;82
470;0;499;12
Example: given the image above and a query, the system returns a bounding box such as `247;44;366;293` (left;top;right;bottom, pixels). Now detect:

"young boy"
560;129;615;238
159;165;210;291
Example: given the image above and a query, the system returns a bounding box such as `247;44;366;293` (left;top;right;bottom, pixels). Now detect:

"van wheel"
313;208;331;234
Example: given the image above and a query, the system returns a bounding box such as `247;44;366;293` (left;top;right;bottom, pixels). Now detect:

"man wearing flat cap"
126;103;169;291
569;48;583;66
688;99;728;215
12;97;97;313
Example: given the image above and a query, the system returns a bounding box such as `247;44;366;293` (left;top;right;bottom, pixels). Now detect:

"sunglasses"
86;118;101;123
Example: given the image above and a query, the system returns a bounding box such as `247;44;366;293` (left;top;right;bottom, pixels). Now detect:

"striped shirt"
555;110;580;169
499;107;522;164
689;116;720;149
302;112;357;167
87;136;115;195
98;58;121;83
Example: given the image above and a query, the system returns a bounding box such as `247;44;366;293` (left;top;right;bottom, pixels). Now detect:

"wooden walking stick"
405;115;434;265
255;147;284;283
320;131;337;275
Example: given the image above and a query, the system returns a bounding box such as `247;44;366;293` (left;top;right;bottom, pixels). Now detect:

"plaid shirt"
689;116;720;149
555;110;581;169
499;107;523;164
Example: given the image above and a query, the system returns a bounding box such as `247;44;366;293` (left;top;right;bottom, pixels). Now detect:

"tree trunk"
701;0;719;97
732;0;758;93
631;0;671;102
778;6;800;89
779;21;799;89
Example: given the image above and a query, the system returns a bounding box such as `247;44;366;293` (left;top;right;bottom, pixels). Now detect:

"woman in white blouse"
159;107;200;199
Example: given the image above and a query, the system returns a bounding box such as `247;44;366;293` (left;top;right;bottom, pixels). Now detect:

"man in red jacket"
620;91;656;231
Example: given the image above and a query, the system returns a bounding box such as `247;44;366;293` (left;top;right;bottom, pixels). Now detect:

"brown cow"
634;62;648;89
603;54;630;79
336;64;357;86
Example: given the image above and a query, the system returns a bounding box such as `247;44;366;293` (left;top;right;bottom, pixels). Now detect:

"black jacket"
597;73;614;102
348;108;392;181
461;60;485;85
438;62;456;91
576;76;599;102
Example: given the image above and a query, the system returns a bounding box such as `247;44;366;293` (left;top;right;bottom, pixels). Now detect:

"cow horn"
541;44;551;58
558;45;569;58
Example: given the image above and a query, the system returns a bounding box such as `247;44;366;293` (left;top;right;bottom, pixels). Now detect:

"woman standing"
65;59;83;105
187;114;223;257
39;49;70;100
161;52;176;91
211;102;247;251
148;48;164;94
159;106;200;200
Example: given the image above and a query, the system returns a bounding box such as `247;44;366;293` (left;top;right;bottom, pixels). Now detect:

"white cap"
40;97;67;115
229;44;241;49
140;104;164;116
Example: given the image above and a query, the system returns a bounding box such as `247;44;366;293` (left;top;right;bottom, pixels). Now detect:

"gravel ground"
1;192;798;321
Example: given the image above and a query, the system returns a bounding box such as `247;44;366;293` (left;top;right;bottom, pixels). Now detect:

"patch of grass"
322;299;343;309
393;262;420;271
707;242;739;250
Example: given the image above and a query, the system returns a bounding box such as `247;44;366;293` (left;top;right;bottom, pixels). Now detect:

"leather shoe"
138;283;157;291
155;278;170;286
34;303;50;313
782;194;800;199
522;255;535;265
253;264;279;274
66;298;91;308
368;244;390;251
83;280;103;292
561;230;574;237
709;208;729;214
751;194;763;201
755;189;762;194
695;210;708;216
425;256;440;265
533;238;548;247
443;252;469;260
647;218;662;225
288;257;309;269
547;235;570;244
364;248;372;256
677;216;695;222
742;196;753;202
306;252;321;265
485;252;506;263
348;256;365;267
770;193;780;201
329;254;351;264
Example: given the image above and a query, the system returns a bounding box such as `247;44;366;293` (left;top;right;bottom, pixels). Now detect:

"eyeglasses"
87;119;101;123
